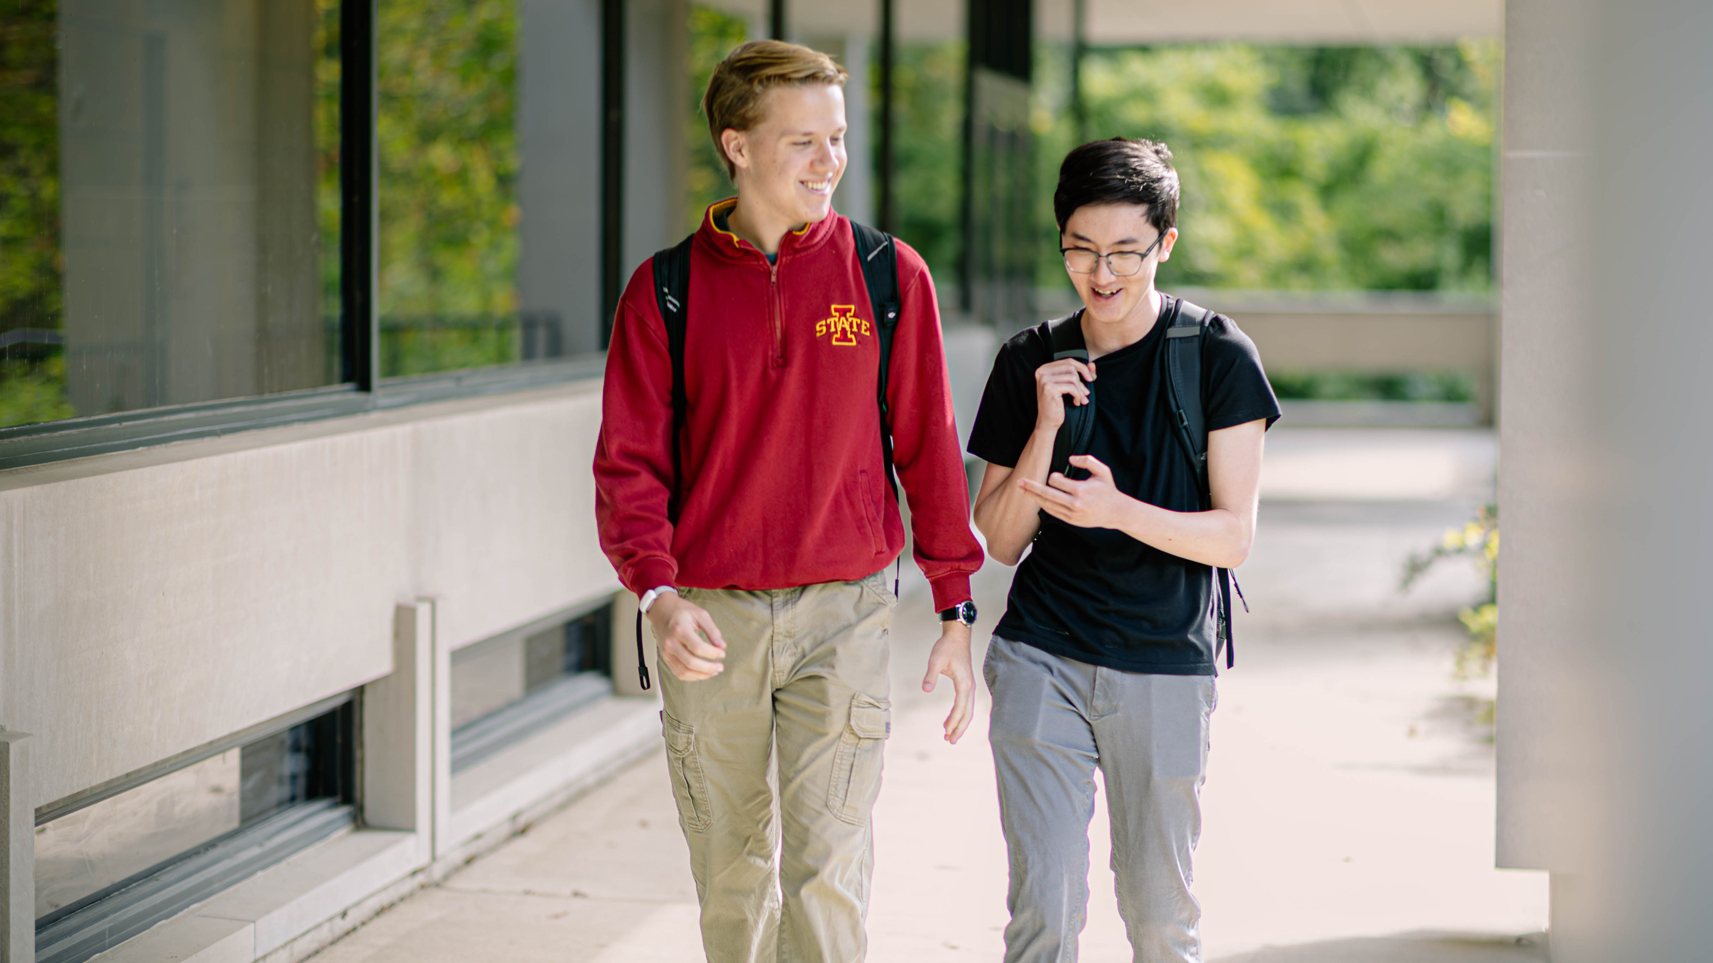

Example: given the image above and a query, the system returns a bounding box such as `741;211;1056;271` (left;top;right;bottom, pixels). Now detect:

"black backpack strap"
1035;311;1095;480
634;233;695;692
651;234;695;523
1162;296;1239;668
1163;298;1211;498
851;222;906;596
850;222;901;497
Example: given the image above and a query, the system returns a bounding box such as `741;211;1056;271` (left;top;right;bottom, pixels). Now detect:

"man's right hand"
646;593;727;681
1034;357;1096;432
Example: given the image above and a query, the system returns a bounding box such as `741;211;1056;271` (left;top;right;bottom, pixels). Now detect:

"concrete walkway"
310;427;1546;962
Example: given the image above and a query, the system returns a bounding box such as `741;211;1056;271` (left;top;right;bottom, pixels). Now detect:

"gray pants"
984;635;1217;963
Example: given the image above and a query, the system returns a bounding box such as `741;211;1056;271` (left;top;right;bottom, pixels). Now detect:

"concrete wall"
1498;1;1713;959
1222;300;1496;421
0;382;615;813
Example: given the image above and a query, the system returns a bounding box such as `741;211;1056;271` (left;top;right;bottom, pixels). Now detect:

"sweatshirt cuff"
626;558;679;599
928;573;973;613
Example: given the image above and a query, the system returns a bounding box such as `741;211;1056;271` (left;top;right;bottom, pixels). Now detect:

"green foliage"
376;0;521;321
1401;505;1498;679
0;0;60;334
316;0;344;334
887;43;968;281
684;6;749;229
0;0;72;427
1269;370;1475;403
379;318;516;379
0;355;74;428
1032;41;1498;293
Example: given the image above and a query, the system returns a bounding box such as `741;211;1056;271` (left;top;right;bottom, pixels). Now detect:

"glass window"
35;702;354;963
376;0;602;378
450;602;613;773
0;0;346;430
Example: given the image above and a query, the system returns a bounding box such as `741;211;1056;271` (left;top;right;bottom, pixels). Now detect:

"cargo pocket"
662;712;712;833
829;694;891;826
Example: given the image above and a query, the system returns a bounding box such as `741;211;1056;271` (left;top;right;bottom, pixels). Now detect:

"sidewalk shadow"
1212;930;1547;962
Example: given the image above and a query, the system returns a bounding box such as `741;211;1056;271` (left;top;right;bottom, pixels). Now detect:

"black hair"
1052;138;1180;234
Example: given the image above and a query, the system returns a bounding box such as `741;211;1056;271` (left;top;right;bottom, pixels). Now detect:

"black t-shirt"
967;295;1281;675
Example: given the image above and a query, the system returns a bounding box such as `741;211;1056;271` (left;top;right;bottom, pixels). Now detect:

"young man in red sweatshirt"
593;41;983;963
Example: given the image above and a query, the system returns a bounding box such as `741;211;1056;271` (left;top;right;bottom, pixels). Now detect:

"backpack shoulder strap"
850;221;902;499
1163;297;1213;499
1162;296;1241;669
1045;311;1087;359
636;232;694;693
650;233;695;522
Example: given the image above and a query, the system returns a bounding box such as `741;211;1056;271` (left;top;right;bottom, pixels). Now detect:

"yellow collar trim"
706;198;816;249
707;198;743;248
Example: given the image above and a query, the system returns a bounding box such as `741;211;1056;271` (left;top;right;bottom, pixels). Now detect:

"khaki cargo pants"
658;573;897;963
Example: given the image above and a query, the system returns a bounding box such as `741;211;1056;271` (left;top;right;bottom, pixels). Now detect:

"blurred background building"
0;0;1705;960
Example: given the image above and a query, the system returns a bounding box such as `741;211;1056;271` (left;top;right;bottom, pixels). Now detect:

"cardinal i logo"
816;305;871;347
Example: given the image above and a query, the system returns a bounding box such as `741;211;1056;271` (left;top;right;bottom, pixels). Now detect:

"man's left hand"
1018;454;1131;530
922;622;974;744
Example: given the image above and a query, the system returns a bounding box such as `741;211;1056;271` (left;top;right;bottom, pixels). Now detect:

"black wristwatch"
939;600;978;626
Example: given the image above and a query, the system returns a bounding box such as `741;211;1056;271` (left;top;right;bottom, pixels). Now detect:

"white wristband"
639;586;677;614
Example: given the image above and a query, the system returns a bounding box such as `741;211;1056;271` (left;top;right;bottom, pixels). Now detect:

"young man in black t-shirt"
968;139;1279;962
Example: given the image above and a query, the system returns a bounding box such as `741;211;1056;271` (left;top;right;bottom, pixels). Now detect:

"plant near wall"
1401;504;1498;679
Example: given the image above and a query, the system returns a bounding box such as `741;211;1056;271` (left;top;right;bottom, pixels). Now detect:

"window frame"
0;0;616;473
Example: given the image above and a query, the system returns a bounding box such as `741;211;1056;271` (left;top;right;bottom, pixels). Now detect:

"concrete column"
1576;2;1713;959
622;0;690;270
429;598;455;862
0;731;32;963
1499;1;1713;959
1496;0;1603;950
517;0;604;357
362;602;436;865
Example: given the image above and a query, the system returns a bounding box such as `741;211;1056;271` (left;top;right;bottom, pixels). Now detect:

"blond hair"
702;40;848;179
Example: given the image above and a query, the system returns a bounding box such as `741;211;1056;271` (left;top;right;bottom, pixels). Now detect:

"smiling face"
1061;202;1178;327
721;84;847;231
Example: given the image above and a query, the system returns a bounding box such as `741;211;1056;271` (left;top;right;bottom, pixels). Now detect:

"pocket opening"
661;712;712;833
857;469;885;555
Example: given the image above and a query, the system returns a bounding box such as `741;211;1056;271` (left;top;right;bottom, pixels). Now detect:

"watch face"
943;600;977;625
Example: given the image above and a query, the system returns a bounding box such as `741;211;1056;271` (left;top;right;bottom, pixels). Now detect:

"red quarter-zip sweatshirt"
594;200;982;611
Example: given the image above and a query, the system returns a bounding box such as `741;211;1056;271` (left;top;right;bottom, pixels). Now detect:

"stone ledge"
87;830;419;963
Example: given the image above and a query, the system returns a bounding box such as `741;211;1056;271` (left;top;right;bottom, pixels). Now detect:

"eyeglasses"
1061;231;1168;277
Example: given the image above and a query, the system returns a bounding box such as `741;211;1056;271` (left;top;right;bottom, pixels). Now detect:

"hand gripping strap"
1036;311;1095;480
